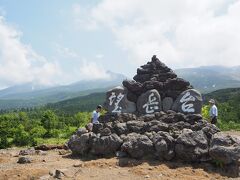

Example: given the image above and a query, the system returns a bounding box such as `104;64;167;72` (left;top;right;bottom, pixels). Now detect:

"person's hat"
209;99;215;104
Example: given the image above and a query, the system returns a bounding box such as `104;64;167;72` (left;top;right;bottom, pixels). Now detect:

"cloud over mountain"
73;0;240;68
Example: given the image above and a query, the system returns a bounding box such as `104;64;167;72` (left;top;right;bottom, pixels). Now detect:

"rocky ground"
0;132;240;180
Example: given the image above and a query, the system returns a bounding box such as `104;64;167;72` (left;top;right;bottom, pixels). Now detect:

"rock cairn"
105;55;202;114
68;56;240;177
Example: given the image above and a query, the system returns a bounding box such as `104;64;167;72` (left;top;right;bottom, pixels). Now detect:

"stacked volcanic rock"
104;55;202;115
68;111;240;177
124;55;192;102
68;56;240;177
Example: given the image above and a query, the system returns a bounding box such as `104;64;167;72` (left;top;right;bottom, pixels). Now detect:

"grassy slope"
203;88;240;103
46;92;106;115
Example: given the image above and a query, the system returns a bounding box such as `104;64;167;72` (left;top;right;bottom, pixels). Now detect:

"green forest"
0;88;240;149
0;109;91;149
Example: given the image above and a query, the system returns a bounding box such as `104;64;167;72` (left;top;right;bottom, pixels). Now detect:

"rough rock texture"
17;157;31;164
175;130;209;162
68;111;239;177
209;133;240;164
162;97;173;111
153;131;175;160
90;133;123;155
68;111;216;158
104;55;201;114
68;133;91;155
121;133;154;159
68;56;240;177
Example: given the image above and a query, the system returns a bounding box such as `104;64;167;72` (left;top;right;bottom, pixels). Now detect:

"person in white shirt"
91;105;102;124
209;99;218;124
86;105;102;131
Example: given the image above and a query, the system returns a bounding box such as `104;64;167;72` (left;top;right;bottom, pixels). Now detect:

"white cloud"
0;16;62;87
54;43;79;58
72;3;98;30
76;60;111;80
73;0;240;68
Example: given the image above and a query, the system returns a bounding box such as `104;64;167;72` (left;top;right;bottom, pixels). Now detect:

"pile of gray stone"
68;56;240;177
105;55;202;115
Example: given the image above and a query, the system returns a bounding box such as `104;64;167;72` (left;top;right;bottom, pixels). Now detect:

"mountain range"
0;71;126;110
0;65;240;110
175;65;240;93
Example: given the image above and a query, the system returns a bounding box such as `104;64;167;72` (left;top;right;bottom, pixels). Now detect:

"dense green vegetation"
0;109;91;149
0;88;240;149
0;92;106;149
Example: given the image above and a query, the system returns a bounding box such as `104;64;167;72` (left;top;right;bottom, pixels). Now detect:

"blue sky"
0;0;240;89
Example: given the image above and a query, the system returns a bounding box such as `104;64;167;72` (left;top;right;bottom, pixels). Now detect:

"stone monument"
68;56;240;177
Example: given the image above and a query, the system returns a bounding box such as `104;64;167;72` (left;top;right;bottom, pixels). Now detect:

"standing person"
91;105;102;124
209;99;218;124
86;105;102;131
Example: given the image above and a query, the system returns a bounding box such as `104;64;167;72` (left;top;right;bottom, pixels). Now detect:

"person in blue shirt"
209;99;218;124
86;105;102;131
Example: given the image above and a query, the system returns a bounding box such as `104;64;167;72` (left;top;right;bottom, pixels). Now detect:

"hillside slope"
0;71;126;110
203;88;240;130
46;92;106;114
203;87;240;103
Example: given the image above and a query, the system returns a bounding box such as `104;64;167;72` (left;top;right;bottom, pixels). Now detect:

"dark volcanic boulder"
147;120;169;132
137;89;162;114
175;130;209;162
142;81;163;92
153;131;175;160
133;74;151;83
164;78;190;91
17;157;31;164
90;134;123;155
126;120;146;133
92;123;103;134
172;89;203;114
202;123;220;139
126;91;138;103
112;113;137;123
209;133;240;164
105;86;136;113
122;80;143;94
114;122;128;135
68;133;92;155
121;133;154;159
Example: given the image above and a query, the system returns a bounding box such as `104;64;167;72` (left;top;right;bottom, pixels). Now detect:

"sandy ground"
0;149;238;180
0;131;239;180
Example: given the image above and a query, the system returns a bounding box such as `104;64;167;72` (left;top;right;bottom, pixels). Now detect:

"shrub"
48;129;62;138
12;124;32;146
30;125;47;138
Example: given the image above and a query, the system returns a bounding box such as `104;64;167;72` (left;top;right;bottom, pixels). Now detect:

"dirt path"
223;130;240;137
0;147;237;180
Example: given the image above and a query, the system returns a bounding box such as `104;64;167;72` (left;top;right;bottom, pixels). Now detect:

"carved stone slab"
105;86;136;113
172;89;203;114
137;89;162;114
